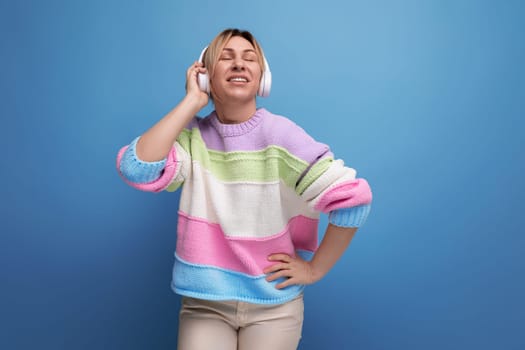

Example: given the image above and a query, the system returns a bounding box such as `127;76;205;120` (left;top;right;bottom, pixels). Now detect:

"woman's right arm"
136;62;209;162
116;62;208;191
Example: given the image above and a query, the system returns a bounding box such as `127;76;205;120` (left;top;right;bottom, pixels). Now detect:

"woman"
116;28;372;350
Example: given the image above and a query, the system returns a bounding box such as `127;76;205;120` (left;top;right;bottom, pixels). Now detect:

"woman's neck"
214;99;257;124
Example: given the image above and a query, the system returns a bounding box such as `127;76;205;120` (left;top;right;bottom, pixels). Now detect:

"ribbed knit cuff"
119;137;167;183
328;205;371;228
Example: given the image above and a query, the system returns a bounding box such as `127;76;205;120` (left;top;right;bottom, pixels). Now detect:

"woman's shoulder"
260;108;329;162
260;108;310;140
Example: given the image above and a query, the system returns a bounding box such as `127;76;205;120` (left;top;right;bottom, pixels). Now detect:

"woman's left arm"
264;224;357;289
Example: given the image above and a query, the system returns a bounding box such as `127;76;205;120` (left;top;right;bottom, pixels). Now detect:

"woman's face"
210;36;262;103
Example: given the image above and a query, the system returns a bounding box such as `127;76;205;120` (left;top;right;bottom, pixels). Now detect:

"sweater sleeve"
284;122;372;228
297;156;372;227
297;155;372;228
116;136;190;193
118;137;166;183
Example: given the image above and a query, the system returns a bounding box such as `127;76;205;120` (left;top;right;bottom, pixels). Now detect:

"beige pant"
177;295;304;350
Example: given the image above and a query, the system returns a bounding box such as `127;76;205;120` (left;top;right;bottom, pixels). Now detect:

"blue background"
1;0;524;349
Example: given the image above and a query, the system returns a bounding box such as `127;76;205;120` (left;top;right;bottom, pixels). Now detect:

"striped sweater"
116;108;372;304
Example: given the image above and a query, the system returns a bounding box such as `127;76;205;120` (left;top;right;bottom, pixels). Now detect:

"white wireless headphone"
197;46;272;97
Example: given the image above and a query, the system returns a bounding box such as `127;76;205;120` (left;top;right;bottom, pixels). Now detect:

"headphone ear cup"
197;46;210;94
258;71;272;97
198;72;210;94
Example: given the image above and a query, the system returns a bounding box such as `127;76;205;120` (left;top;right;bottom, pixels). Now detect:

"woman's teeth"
230;77;247;82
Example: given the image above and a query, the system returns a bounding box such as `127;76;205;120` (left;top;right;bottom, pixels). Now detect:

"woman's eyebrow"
222;48;256;53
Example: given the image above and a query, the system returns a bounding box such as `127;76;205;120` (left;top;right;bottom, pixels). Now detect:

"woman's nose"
232;58;245;70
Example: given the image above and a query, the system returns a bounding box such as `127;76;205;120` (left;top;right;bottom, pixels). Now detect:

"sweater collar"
210;108;266;137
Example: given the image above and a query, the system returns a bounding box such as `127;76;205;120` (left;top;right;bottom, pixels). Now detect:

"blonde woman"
117;28;372;350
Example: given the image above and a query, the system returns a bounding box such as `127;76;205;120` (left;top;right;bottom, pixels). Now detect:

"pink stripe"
176;212;319;276
314;178;372;212
116;145;179;193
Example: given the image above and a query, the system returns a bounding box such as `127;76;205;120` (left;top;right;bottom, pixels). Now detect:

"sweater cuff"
328;205;371;228
119;137;167;183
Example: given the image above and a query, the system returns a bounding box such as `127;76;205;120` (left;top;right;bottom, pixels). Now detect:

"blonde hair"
202;28;266;88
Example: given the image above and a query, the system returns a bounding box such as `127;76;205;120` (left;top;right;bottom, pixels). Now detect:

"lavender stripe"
191;108;333;164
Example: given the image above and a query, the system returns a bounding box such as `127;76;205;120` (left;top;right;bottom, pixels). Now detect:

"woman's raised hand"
185;61;209;109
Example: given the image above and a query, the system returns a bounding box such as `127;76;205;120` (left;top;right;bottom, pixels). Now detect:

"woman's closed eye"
243;54;257;61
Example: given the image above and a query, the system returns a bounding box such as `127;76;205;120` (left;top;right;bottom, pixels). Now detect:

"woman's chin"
215;90;257;104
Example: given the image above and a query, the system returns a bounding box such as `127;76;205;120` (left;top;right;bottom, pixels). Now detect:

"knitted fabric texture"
116;108;372;304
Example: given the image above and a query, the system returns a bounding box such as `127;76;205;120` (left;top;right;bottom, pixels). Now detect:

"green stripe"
177;129;192;155
295;157;333;195
166;180;184;192
175;128;310;187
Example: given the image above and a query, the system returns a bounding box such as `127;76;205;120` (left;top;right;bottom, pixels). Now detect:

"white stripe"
179;161;319;238
301;160;356;202
308;171;357;210
174;142;191;181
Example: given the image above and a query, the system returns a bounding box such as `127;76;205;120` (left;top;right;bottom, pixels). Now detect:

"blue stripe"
171;251;313;305
119;136;167;183
329;204;371;228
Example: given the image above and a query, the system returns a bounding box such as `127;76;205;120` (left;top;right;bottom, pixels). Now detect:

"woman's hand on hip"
264;253;320;289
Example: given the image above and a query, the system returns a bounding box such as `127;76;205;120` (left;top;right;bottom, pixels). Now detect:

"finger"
268;254;292;263
186;68;205;90
263;263;290;274
265;269;292;282
187;63;203;74
275;277;297;289
187;63;197;72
